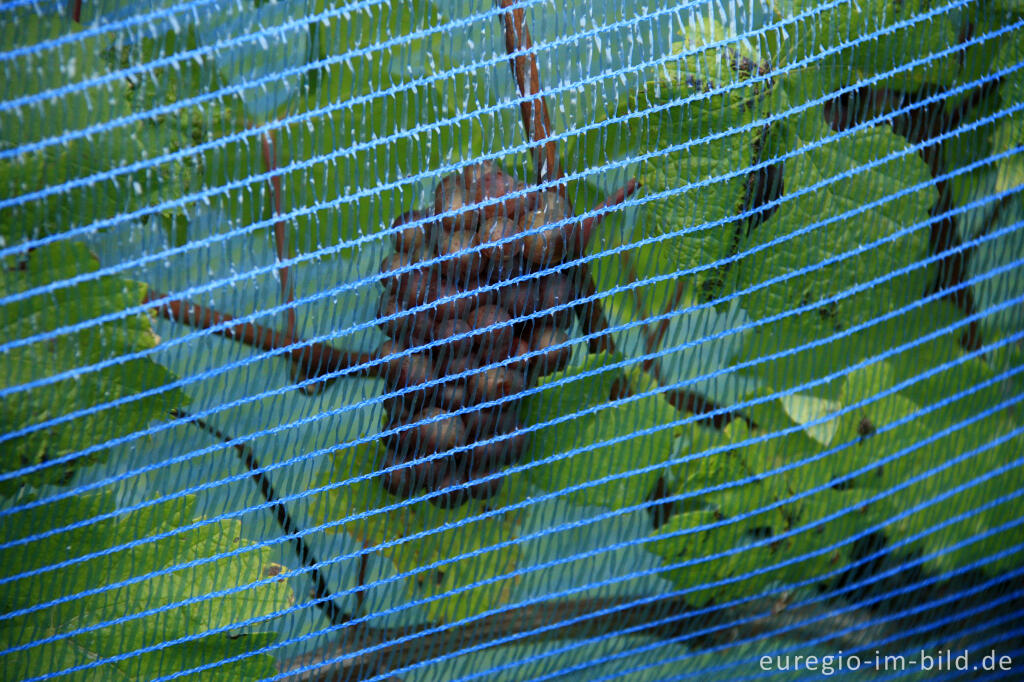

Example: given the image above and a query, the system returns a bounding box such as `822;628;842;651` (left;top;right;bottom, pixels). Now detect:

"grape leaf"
0;241;188;494
277;0;491;249
0;493;291;680
988;37;1024;196
649;298;759;407
194;0;311;121
520;354;677;510
967;196;1024;337
733;67;935;396
788;0;961;91
308;440;524;624
634;54;762;301
0;9;210;248
736;67;935;327
650;345;1024;607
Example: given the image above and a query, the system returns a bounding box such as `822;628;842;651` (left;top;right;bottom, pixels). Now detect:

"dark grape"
378;344;435;393
381;449;449;497
463;405;511;441
465;162;526;222
436;229;482;282
466;304;513;351
468;366;525;404
500;279;540;318
379;250;420;294
466;471;503;500
398;270;441;308
396;407;467;455
520;192;571;265
429;471;470;508
467;411;527;470
539;274;576;328
435;354;476;411
507;336;532;374
437;278;481;321
380;450;418;497
382;390;432;423
377;162;586;505
391;210;432;253
479;215;524;264
432;317;474;358
438;353;478;381
378;295;436;346
376;297;405;339
435;173;478;233
530;326;571;376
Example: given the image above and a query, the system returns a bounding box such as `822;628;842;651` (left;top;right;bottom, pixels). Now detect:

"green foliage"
0;11;208;247
739;67;934;326
0;493;291;680
624;3;1024;610
2;0;1022;674
308;439;525;624
787;0;961;91
651;352;1024;604
520;354;678;510
0;242;187;494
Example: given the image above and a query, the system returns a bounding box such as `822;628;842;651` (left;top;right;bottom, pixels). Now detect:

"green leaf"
0;10;209;248
967;196;1024;337
649;299;760;407
734;67;935;395
308;440;524;625
194;0;315;121
521;354;677;509
635;59;762;301
650;337;1024;605
0;242;188;494
277;0;498;249
787;0;961;91
0;494;290;680
779;392;842;446
736;68;935;325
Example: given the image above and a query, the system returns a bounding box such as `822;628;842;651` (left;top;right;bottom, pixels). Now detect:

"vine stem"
144;290;377;381
496;0;641;357
171;408;350;626
643;280;685;372
496;0;562;192
278;591;899;681
259;129;305;385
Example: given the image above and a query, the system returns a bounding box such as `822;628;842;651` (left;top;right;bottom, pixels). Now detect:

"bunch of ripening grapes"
376;161;578;508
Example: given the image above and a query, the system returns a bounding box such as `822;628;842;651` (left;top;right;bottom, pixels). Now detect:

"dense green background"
1;0;1022;678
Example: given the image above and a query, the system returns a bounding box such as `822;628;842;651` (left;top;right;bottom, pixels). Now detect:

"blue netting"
2;0;1022;680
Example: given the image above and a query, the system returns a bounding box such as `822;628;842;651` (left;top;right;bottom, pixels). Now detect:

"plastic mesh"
2;0;1023;680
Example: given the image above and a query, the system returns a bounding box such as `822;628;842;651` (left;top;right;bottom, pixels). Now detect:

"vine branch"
279;592;898;681
260;129;305;386
144;290;376;383
172;408;350;626
496;1;640;357
496;0;561;191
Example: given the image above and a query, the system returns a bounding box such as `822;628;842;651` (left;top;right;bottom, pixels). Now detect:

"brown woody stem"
260;130;302;382
496;0;562;193
144;290;377;382
643;280;685;372
577;264;615;354
279;591;895;681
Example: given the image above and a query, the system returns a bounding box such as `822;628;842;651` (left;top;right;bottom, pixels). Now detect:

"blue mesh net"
1;0;1023;679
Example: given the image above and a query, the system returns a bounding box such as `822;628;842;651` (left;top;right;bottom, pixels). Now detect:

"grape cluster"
376;162;577;508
